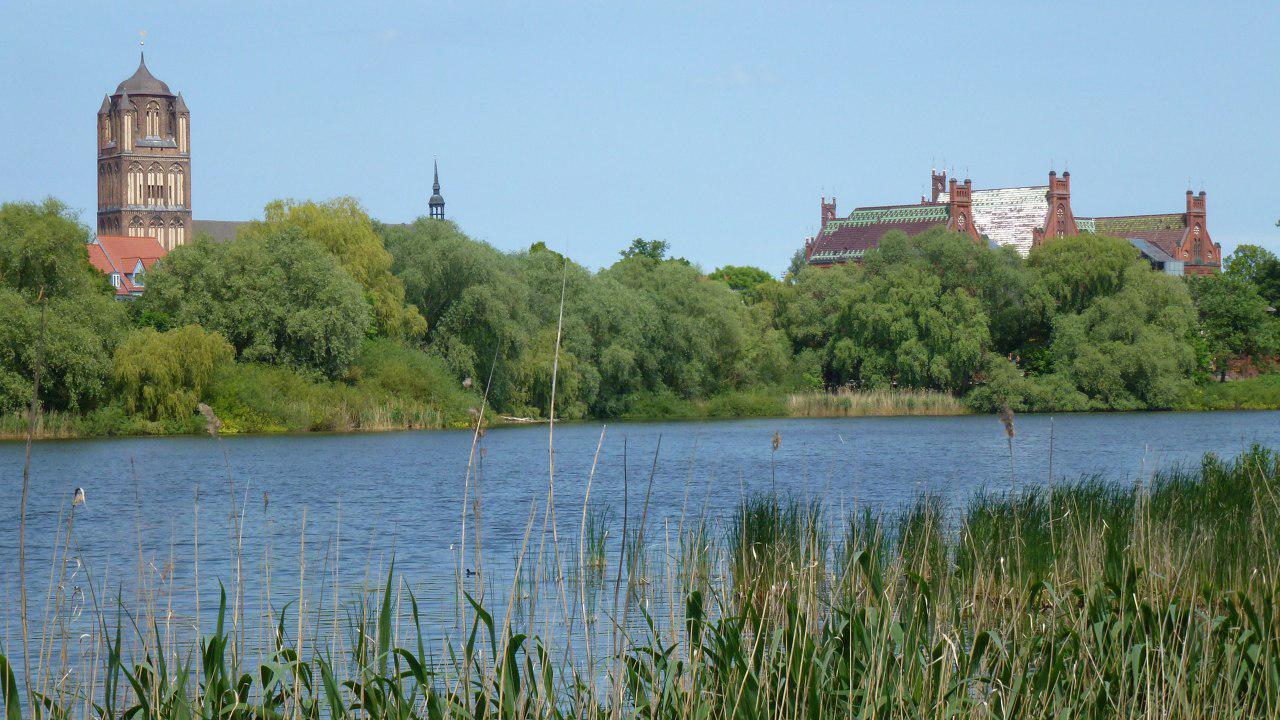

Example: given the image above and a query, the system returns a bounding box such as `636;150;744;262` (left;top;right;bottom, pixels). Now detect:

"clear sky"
2;1;1277;274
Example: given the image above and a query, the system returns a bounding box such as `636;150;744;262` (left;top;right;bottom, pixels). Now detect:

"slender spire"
429;158;445;219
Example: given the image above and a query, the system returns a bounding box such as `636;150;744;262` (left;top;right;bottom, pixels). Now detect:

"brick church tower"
97;53;191;250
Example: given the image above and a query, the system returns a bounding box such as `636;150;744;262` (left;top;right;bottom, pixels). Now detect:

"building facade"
805;169;1222;275
97;54;192;250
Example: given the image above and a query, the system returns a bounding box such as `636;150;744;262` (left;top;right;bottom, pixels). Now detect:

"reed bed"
6;440;1280;719
786;387;969;417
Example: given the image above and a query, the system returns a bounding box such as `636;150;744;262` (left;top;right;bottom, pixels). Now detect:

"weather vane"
139;30;146;47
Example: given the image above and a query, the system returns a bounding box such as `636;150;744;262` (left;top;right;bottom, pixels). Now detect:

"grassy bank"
9;376;1280;440
6;437;1280;718
1178;373;1280;411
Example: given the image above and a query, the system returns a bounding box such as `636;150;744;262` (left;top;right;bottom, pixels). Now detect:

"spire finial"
433;157;440;192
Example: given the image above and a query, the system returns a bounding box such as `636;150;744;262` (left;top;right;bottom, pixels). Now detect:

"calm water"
1;411;1276;668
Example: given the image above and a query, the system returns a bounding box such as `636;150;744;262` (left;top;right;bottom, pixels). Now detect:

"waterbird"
72;487;86;507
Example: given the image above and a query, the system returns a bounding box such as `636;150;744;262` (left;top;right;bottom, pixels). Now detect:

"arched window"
175;223;185;247
176;167;185;206
178;116;188;154
146;102;161;137
128;163;143;205
1056;205;1066;237
128;216;143;237
957;213;967;231
147;163;164;206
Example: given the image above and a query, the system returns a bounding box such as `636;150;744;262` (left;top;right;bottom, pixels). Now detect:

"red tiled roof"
807;203;950;264
88;235;167;296
1090;214;1188;257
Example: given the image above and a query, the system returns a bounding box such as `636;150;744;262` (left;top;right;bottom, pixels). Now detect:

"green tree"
1223;244;1280;309
869;229;1052;357
113;325;234;420
1190;273;1277;381
708;265;776;303
825;263;992;392
0;288;127;413
1028;233;1142;314
0;199;109;299
1049;266;1197;409
139;227;371;377
620;238;670;262
246;198;427;339
0;200;127;413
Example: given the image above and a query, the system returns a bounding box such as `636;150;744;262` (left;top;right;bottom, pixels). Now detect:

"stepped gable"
806;202;950;266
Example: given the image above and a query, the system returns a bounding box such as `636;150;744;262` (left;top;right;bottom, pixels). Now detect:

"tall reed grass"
786;387;968;417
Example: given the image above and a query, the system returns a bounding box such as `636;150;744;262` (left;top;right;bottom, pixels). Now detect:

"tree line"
1;197;1277;433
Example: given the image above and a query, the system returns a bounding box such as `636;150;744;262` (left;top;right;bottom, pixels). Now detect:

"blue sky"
2;1;1277;274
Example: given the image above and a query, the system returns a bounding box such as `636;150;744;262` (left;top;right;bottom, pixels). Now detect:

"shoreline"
5;400;1279;443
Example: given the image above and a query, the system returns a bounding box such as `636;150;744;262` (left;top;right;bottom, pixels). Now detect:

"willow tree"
113;325;233;420
246;197;427;339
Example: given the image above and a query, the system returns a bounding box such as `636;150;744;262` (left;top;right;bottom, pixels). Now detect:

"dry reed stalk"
17;286;47;704
291;508;307;720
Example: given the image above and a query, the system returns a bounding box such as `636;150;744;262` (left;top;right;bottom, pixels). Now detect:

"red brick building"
805;169;1222;275
96;54;192;250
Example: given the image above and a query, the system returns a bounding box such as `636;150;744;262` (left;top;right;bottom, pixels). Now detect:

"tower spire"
429;158;445;219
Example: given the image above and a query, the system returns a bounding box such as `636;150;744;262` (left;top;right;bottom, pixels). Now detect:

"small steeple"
173;91;189;114
429;158;445;219
98;94;112;115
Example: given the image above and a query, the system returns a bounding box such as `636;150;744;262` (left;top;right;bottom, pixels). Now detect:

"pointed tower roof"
98;94;112;114
429;159;445;206
173;92;189;113
117;91;135;112
115;52;173;96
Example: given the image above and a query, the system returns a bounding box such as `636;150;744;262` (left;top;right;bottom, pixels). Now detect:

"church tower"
97;52;192;250
429;160;445;219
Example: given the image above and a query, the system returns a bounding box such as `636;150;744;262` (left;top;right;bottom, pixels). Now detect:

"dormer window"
109;272;121;288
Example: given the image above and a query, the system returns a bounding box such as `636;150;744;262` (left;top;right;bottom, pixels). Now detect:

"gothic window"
146;102;161;137
1194;223;1202;238
128;216;143;237
147;164;165;206
128;163;143;205
179;116;187;154
175;223;185;247
957;213;967;231
1056;205;1065;237
173;166;185;206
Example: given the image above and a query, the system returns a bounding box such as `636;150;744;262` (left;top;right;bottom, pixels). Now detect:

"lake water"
1;411;1276;675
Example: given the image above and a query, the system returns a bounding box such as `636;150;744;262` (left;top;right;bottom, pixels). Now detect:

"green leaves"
139;227;371;378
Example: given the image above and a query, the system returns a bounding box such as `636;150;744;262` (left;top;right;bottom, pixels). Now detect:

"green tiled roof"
829;204;949;229
1092;214;1184;235
1075;218;1096;233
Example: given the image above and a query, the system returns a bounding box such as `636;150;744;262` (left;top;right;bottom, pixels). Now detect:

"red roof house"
87;235;167;298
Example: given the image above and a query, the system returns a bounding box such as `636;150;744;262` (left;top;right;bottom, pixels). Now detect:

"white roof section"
938;185;1047;256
